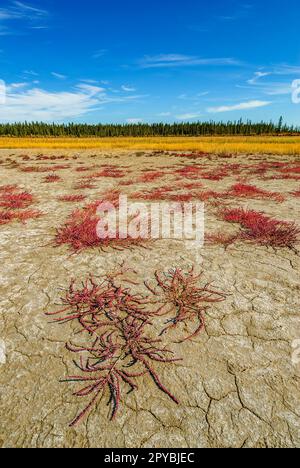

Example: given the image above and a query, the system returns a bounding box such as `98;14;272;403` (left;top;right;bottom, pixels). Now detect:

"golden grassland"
1;136;300;154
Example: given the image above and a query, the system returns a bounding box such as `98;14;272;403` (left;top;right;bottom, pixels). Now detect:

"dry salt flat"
0;148;300;448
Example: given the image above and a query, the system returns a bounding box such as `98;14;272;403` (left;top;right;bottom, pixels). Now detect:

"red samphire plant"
47;275;181;426
47;268;226;426
222;208;300;248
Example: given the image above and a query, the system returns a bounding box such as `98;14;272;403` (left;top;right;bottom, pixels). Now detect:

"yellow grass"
1;136;300;154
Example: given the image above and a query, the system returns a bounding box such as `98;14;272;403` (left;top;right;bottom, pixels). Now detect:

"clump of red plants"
47;267;226;425
21;166;49;173
138;171;166;183
55;192;148;252
75;166;96;172
47;274;181;425
178;182;203;190
58;194;86;203
87;168;126;179
227;183;284;202
195;190;226;202
133;187;196;203
74;180;97;190
132;187;226;204
119;180;134;186
146;268;226;342
201;169;228;181
0;184;18;193
206;232;239;248
221;208;300;249
0;185;42;225
132;187;176;201
0;188;33;209
174;165;202;180
44;174;61;183
10;210;42;224
0;211;15;225
49;164;70;171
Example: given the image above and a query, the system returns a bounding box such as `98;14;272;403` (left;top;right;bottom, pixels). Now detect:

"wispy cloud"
8;82;28;89
126;118;143;124
245;64;300;96
139;54;241;69
23;69;39;76
247;65;300;85
51;72;67;80
92;49;108;59
247;71;271;85
0;88;97;122
0;83;146;122
176;112;202;120
207;100;272;113
13;1;47;17
178;91;209;101
76;83;106;95
238;82;292;96
272;65;300;76
0;1;49;34
122;85;136;92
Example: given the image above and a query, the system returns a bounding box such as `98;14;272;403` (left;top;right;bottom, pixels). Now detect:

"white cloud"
247;71;271;85
0;84;145;122
245;65;300;95
13;2;48;17
126;118;143;124
23;69;39;76
207;100;272;113
80;79;99;84
92;49;108;59
176;113;202;120
264;86;291;96
30;25;48;30
0;88;99;122
76;83;106;95
273;65;300;76
139;54;241;69
178;91;209;101
122;85;136;92
158;112;171;117
51;72;67;80
0;1;48;34
9;82;28;89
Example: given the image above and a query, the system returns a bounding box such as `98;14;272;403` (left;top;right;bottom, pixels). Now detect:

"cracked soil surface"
0;149;299;448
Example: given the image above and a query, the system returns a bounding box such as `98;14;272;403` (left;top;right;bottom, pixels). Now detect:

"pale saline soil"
0;149;299;448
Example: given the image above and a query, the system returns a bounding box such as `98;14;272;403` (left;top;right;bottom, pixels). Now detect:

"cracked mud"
0;149;299;448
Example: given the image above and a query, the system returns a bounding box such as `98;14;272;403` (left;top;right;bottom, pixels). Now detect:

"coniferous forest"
0;118;299;137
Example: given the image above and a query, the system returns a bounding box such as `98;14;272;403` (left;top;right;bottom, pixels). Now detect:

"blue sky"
0;0;299;124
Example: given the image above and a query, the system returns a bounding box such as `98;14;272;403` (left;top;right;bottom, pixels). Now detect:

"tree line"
0;118;299;137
